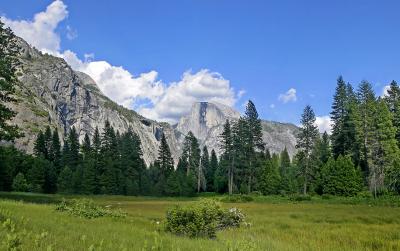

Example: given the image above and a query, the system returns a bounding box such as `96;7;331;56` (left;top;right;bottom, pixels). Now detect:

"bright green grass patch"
0;193;400;250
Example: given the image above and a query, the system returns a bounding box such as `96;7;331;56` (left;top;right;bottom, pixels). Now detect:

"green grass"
0;192;399;251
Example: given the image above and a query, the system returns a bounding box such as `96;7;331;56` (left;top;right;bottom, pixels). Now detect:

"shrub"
218;207;245;229
165;199;245;239
55;199;126;219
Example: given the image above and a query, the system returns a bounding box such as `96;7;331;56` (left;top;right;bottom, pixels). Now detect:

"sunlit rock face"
176;102;299;158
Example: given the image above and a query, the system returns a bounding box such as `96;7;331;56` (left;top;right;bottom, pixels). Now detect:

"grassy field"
0;193;399;251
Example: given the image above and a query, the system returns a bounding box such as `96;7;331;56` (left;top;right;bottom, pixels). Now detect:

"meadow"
0;192;400;251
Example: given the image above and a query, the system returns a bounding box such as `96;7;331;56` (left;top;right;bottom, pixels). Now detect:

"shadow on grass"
0;192;62;204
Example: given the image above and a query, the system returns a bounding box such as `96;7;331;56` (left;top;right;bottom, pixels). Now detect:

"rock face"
9;37;181;165
7;35;298;165
176;102;299;157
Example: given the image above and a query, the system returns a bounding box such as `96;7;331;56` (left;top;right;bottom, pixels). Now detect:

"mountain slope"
176;102;299;157
9;37;181;165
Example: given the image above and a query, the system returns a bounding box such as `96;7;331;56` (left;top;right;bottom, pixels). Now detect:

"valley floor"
0;193;399;251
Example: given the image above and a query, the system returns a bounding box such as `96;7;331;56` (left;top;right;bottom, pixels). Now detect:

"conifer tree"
34;131;47;158
330;76;348;158
50;129;61;173
244;100;265;193
368;99;400;196
357;81;376;178
67;126;81;170
296;105;319;195
207;149;218;192
0;20;21;141
199;146;209;192
219;120;233;194
321;155;362;196
384;81;400;146
58;166;73;194
156;132;174;195
100;120;119;194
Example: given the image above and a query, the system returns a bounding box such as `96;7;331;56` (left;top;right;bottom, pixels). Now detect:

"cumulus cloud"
278;88;297;103
139;70;235;122
315;115;332;134
2;0;242;123
2;0;68;53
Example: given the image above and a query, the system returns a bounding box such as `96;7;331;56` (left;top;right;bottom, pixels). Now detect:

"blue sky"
2;0;400;131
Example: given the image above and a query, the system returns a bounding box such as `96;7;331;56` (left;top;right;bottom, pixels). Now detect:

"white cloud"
2;0;68;53
66;25;77;40
2;0;242;123
315;115;332;134
269;104;275;109
382;85;390;97
278;88;297;103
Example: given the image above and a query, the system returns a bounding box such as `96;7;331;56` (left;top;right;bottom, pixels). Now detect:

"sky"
1;0;400;132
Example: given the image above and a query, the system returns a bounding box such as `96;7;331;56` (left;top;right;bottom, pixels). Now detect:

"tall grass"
0;193;399;250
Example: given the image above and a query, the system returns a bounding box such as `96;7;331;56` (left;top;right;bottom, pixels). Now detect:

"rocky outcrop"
10;37;181;165
176;102;299;157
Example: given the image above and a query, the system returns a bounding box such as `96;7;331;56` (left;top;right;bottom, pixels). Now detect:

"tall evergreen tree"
330;76;348;158
155;132;174;195
0;20;21;141
244;100;265;193
34;131;47;158
220;120;234;194
199;146;209;192
207;149;218;192
357;81;376;178
296;105;319;195
50;129;61;173
368;99;400;196
384;80;400;146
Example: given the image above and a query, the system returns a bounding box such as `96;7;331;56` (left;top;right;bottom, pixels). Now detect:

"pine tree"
207;149;218;192
199;146;209;192
357;81;376;179
219;119;233;194
100;120;119;194
260;155;281;195
0;20;21;141
156;132;174;195
244;100;265;193
34;131;47;158
368;99;400;196
330;76;348;158
384;81;400;146
50;129;61;173
296;105;319;195
67;126;81;170
321;155;362;196
58;166;73;194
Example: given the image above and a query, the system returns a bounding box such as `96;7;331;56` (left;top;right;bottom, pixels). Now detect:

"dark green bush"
55;199;126;219
165;199;245;238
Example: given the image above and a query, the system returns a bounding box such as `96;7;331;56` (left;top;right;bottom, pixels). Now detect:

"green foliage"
55;198;126;219
0;20;21;141
164;199;245;239
11;173;28;192
321;156;362;196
